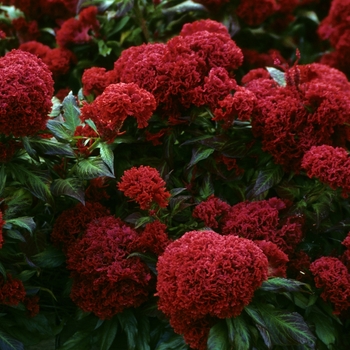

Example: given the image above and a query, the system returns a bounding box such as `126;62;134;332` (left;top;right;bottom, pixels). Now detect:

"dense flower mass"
301;145;350;197
118;165;170;210
66;216;152;319
310;257;350;315
80;83;157;142
0;50;54;137
0;274;26;306
156;230;268;349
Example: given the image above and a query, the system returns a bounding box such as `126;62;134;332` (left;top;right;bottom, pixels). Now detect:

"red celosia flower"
0;30;6;39
254;240;289;277
341;233;350;271
12;17;40;43
73;124;98;157
180;19;231;38
40;0;78;20
118;165;170;210
23;295;40;317
66;216;152;319
236;0;278;26
82;67;117;96
0;50;54;137
130;221;171;256
0;140;21;163
342;232;350;250
242;48;288;70
222;198;304;254
241;68;271;85
80;83;157;142
51;201;110;250
56;6;99;48
85;177;110;202
0;274;26;306
144;128;168;146
310;257;350;314
156;230;268;348
217;155;245;175
192;195;230;229
301;145;350;197
0;211;5;248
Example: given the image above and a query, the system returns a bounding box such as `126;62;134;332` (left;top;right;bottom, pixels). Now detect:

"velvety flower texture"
236;0;278;26
222;198;304;254
192;195;231;229
80;83;157;142
0;274;26;306
118;165;170;210
66;216;152;319
0;50;54;137
156;230;268;349
310;257;350;315
301;145;350;197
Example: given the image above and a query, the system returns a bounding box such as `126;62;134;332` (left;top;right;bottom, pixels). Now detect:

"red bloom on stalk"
156;230;268;348
0;50;54;137
236;0;278;26
118;166;170;210
12;17;40;43
192;195;230;229
24;295;40;317
301;145;350;197
80;83;157;142
66;216;152;319
0;274;26;306
310;257;350;314
82;67;117;96
51;201;110;250
179;19;231;37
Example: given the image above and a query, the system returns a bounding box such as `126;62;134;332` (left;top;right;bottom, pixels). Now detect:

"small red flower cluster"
73;125;98;157
0;50;54;137
0;274;26;306
80;83;157;142
310;257;350;315
118;165;170;210
301;145;350;197
66;216;152;319
156;230;268;349
0;211;5;249
23;295;40;318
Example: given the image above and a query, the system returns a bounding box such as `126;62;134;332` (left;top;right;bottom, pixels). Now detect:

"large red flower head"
0;50;54;137
66;216;152;319
80;83;157;142
310;257;350;315
156;230;268;348
0;274;26;306
118;165;170;210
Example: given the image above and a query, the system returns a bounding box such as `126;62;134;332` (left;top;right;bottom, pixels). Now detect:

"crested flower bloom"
23;295;40;317
0;50;54;137
82;67;117;96
236;0;278;26
80;83;157;142
301;145;350;197
0;274;26;306
66;216;152;319
118;165;171;210
156;230;268;348
310;257;350;315
179;19;231;37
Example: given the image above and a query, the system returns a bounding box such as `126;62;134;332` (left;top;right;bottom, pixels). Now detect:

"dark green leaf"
47;119;73;140
135;314;151;350
226;318;235;344
117;309;138;350
6;216;36;234
128;252;157;275
207;321;230;350
84;119;98;134
155;333;188;350
169;188;187;197
4;229;26;242
76;158;115;179
266;67;286;87
108;16;130;37
18;270;36;282
51;178;85;204
260;278;309;293
57;331;91;350
232;316;251;350
199;173;214;199
0;331;24;350
134;216;153;229
22;137;39;160
100;317;119;350
246;166;284;199
29;138;75;157
62;92;81;133
0;262;6;278
0;164;6;196
308;313;335;347
33;246;65;268
187;147;215;169
99;143;115;175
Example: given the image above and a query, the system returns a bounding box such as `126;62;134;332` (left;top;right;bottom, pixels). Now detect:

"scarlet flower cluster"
0;50;54;137
80;83;157;142
301;145;350;197
66;215;152;319
156;230;268;349
0;211;4;249
117;165;170;210
0;274;26;306
310;257;350;315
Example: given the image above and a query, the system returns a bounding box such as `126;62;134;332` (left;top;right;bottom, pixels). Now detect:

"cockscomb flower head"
118;165;170;210
0;274;26;306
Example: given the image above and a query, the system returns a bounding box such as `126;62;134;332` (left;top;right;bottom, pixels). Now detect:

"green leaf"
62;92;81;133
49;96;62;117
0;6;24;20
33;246;65;268
187;147;215;169
0;262;6;278
135;314;150;350
76;158;115;179
260;278;309;293
169;188;187;197
266;67;286;87
0;164;7;197
246;165;284;199
127;252;157;275
155;332;188;350
18;270;36;282
57;331;91;350
29;138;75;157
47;119;73;141
100;317;119;350
0;330;24;350
232;316;251;350
6;216;36;234
51;178;85;204
22;136;39;160
199;173;214;199
107;16;130;37
98;40;112;57
308;312;335;347
84;119;99;134
99;143;115;175
207;321;230;350
117;309;138;350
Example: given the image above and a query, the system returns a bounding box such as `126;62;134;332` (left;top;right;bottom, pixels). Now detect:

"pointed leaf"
135;315;150;350
117;309;138;350
199;173;214;199
57;331;91;350
76;158;115;179
49;96;62;117
207;321;230;350
33;246;65;268
5;216;36;234
266;67;286;87
260;278;309;293
0;331;24;350
100;317;119;350
47;119;73;140
84;119;99;134
0;262;6;278
0;164;7;197
22;136;39;160
155;333;188;350
187;147;215;169
232;316;251;350
30;138;75;157
309;312;336;347
51;178;85;204
62;92;81;133
99;143;115;175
